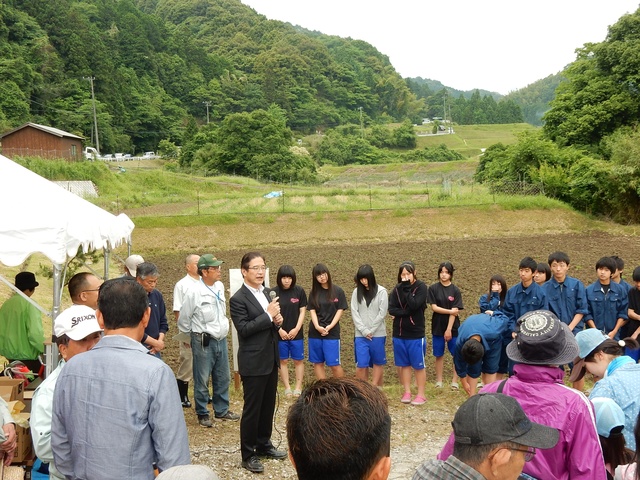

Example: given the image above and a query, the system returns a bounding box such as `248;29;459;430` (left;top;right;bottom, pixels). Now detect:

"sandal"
284;389;293;397
450;382;459;390
293;389;302;397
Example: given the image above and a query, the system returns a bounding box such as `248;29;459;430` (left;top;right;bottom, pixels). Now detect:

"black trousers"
240;366;278;461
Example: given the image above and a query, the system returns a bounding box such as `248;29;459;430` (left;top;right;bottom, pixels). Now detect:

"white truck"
83;146;99;160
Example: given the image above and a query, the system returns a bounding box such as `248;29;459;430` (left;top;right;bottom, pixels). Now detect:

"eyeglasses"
248;266;267;272
509;446;536;462
205;266;220;271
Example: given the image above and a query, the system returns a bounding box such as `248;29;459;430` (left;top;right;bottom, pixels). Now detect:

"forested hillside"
406;77;523;125
0;0;422;153
504;73;564;125
476;7;640;223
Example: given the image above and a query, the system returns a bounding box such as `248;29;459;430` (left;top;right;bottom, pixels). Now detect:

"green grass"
415;123;537;156
13;124;554;221
16;154;565;220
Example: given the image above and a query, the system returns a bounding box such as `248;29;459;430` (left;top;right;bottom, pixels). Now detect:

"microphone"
269;290;276;301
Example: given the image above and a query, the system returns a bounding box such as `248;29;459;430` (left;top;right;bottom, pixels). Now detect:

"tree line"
475;6;640;223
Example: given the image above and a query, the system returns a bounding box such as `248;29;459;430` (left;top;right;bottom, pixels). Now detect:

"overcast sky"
241;0;639;94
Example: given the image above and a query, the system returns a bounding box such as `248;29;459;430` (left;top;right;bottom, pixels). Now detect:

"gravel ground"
182;390;453;479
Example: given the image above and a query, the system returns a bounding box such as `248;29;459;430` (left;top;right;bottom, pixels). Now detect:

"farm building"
0;123;84;161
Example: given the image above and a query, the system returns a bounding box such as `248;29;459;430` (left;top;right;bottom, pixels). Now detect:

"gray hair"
136;262;159;279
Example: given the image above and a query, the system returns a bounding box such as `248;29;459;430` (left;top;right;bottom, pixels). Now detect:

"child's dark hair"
354;264;378;306
461;338;484;365
277;265;297;289
397;261;417;283
631;411;640;480
611;255;625;272
599;434;634;475
519;257;537;271
535;263;551;282
548;251;570;266
488;275;508;304
310;263;335;309
596;256;617;273
633;266;640;283
438;262;455;280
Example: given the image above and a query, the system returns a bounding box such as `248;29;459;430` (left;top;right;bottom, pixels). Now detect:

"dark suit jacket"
230;284;280;376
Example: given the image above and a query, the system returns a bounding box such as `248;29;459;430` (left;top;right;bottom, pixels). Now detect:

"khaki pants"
176;341;193;382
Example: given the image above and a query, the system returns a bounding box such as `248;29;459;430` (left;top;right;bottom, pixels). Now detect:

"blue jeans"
191;334;231;417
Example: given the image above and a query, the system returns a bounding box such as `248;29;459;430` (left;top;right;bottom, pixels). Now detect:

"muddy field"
150;231;640;478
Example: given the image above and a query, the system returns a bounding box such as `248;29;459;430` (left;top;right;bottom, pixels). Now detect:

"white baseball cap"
125;254;144;276
54;305;102;341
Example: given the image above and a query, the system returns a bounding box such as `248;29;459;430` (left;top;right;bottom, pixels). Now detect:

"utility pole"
359;106;364;138
443;90;447;132
203;101;211;124
83;76;100;155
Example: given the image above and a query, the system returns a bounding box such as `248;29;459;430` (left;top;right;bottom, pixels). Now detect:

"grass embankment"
414;123;537;157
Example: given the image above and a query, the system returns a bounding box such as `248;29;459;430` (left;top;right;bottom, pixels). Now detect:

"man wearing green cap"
178;254;239;427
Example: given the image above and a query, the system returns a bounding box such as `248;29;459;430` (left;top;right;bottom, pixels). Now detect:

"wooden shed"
0;123;84;161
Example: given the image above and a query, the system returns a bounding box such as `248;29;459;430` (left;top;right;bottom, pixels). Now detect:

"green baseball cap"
198;254;224;268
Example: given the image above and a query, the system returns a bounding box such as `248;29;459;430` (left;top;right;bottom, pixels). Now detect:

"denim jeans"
191;334;231;417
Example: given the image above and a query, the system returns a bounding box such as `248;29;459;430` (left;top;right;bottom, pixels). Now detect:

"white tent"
0;154;135;372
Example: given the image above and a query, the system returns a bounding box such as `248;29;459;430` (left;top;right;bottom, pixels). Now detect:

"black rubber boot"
177;379;191;408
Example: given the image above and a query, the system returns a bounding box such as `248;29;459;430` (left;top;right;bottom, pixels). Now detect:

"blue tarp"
263;191;283;198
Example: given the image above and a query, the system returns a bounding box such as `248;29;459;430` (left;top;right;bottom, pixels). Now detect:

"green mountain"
504;73;564;126
406;77;523;124
0;0;422;153
406;77;502;101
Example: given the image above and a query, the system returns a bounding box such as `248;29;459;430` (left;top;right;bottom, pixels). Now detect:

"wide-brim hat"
506;310;579;365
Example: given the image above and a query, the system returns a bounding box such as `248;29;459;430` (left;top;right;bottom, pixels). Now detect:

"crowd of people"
0;249;639;479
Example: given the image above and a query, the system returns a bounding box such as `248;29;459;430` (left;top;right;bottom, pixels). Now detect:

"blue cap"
592;397;625;438
575;329;609;359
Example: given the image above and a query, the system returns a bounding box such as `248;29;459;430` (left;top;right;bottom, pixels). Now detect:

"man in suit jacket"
230;252;286;474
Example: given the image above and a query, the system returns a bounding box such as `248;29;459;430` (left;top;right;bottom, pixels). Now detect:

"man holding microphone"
230;252;286;474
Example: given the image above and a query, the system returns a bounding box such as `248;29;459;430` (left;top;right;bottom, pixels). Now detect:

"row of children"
274;252;640;405
452;252;640;396
272;261;463;406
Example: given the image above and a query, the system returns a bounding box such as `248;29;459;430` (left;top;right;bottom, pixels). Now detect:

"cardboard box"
0;378;24;402
12;424;33;463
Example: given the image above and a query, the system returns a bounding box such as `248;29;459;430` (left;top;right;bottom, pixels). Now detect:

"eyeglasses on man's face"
247;266;267;272
509;446;536;462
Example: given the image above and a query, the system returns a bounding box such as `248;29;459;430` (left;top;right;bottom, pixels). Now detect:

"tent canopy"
0;155;134;267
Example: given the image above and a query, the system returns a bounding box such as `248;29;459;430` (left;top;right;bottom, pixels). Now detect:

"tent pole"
104;244;111;280
46;264;62;377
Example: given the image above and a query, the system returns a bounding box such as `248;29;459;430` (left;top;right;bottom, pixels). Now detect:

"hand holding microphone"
268;290;282;325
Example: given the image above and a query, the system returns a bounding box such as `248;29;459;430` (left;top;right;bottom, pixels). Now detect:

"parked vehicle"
83;146;99;160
